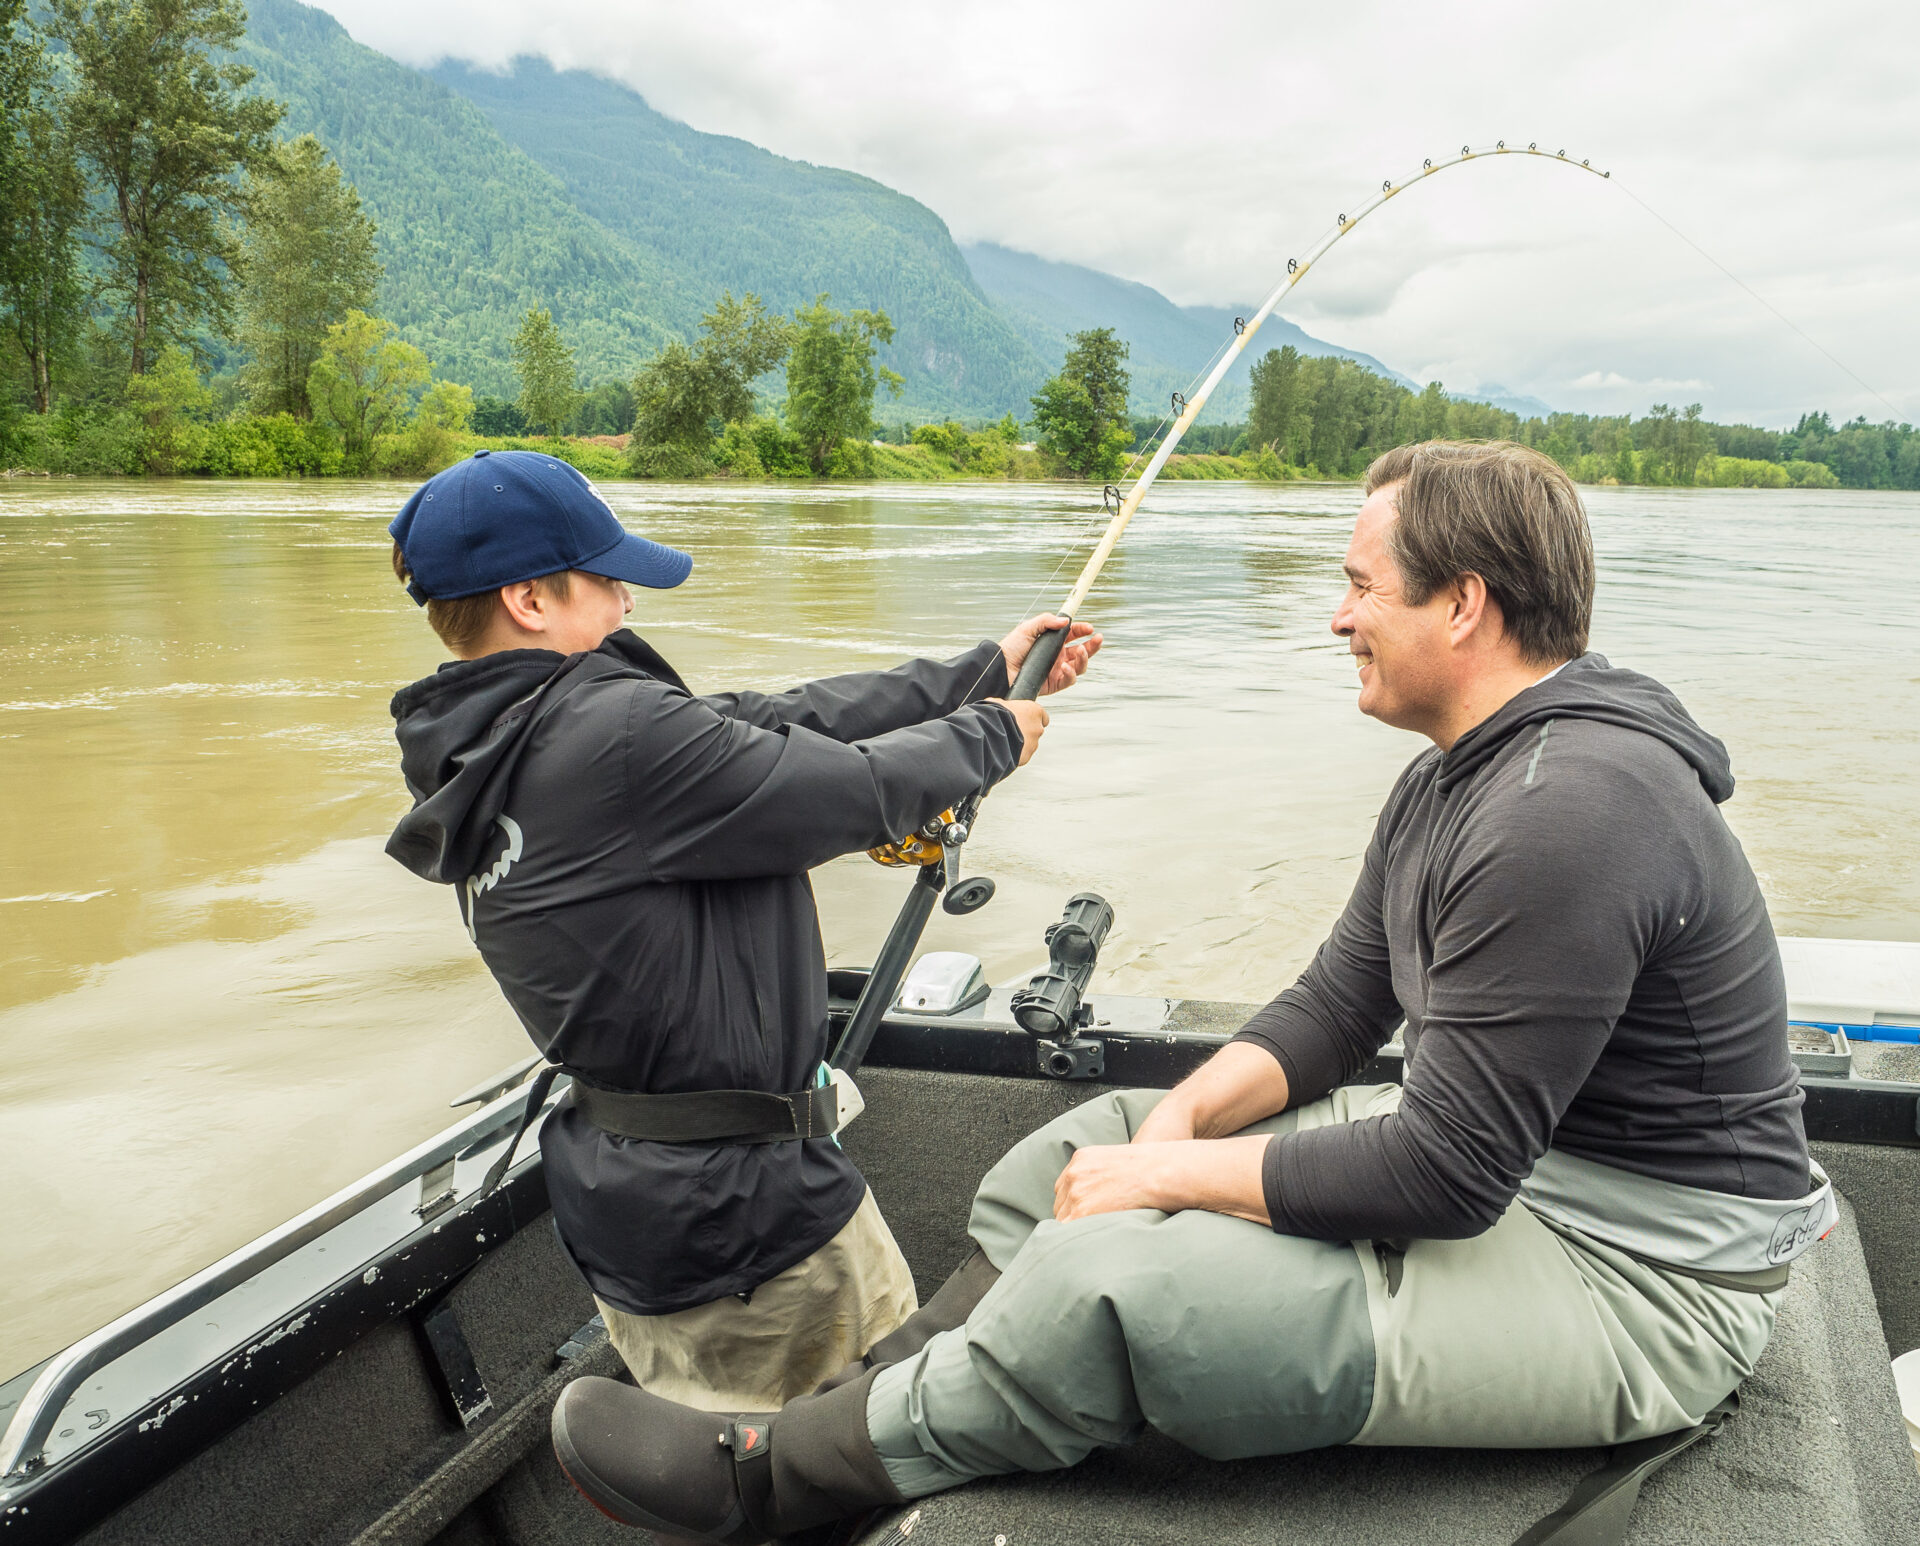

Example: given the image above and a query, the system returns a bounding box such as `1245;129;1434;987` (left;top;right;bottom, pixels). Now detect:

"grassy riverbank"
0;417;1850;491
0;424;1318;484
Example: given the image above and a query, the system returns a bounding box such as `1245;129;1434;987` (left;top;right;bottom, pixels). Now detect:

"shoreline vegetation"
4;6;1915;493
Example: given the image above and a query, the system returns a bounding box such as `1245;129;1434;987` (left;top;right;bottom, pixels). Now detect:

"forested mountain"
237;0;688;394
427;58;1046;417
233;0;1431;417
962;242;1416;421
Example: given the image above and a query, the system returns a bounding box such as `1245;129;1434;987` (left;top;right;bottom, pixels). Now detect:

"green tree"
1674;402;1713;485
1639;404;1678;483
630;291;793;455
1613;426;1636;484
0;4;88;413
1030;326;1131;479
383;377;472;478
568;378;635;437
512;306;580;436
238;134;379;418
630;341;710;448
697;291;791;425
307;308;427;468
784;294;900;474
1248;345;1311;463
416;378;474;431
124;343;210;472
47;0;283;376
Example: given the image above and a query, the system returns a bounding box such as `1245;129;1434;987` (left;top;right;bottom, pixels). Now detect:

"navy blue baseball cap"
389;449;692;604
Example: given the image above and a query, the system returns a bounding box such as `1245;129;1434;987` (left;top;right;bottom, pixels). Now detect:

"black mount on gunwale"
1010;892;1115;1080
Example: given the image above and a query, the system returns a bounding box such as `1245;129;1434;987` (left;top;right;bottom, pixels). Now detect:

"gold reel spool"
868;809;955;868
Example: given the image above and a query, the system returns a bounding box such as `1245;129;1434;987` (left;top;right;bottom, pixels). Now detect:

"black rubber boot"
815;1247;1001;1394
551;1367;903;1542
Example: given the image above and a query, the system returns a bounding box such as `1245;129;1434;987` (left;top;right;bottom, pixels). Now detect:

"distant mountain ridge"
240;0;1549;421
962;242;1416;421
425;57;1046;416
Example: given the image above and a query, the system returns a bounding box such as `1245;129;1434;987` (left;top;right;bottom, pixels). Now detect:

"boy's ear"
499;580;547;632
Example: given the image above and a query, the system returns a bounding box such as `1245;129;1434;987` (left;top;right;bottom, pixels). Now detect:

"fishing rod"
829;140;1613;1076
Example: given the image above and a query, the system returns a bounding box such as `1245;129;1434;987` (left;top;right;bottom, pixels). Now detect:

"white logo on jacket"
463;814;524;942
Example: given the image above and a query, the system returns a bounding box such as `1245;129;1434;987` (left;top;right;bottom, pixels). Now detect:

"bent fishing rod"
829;141;1614;1075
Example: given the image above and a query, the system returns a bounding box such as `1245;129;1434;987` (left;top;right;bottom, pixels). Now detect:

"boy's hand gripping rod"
830;142;1613;1075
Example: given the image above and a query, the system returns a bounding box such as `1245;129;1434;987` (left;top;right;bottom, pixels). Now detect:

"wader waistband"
480;1066;840;1196
1518;1148;1834;1287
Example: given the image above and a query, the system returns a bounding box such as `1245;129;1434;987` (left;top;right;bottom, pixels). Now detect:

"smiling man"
550;439;1833;1544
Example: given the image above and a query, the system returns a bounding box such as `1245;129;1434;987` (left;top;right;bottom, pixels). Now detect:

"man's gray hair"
1364;440;1594;664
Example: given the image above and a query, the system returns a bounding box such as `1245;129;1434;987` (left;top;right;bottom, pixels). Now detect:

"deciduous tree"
511;307;580;436
47;0;283;376
629;291;791;452
307;308;427;468
0;4;87;413
238;134;379;418
1030;326;1131;479
1248;345;1311;465
785;294;900;474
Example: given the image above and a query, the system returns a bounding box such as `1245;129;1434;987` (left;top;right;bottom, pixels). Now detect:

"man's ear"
1446;572;1493;646
498;580;549;633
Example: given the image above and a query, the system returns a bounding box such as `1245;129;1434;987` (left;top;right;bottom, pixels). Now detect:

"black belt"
480;1066;838;1196
569;1079;839;1144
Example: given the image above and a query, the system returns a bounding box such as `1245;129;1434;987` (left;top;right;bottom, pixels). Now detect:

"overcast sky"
309;0;1917;427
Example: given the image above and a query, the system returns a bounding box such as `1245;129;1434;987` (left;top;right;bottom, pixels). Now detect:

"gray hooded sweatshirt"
1234;653;1809;1243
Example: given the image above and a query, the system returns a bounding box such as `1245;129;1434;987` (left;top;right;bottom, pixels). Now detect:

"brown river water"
4;476;1919;1377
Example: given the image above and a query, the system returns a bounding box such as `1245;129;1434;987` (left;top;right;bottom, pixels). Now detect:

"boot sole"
550;1388;752;1540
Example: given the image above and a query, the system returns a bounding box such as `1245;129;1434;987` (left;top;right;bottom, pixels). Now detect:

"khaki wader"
598;1188;917;1410
869;1087;1780;1498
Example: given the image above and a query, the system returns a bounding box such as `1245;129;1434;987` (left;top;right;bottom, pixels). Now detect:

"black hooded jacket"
388;630;1023;1313
1234;653;1809;1242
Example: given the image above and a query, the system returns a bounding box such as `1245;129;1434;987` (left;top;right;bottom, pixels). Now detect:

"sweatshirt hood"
386;629;684;883
1437;652;1735;803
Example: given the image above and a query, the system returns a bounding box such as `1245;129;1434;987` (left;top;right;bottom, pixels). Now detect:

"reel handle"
1008;621;1072;701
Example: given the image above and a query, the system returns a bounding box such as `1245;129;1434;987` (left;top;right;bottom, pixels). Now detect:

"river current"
3;477;1918;1375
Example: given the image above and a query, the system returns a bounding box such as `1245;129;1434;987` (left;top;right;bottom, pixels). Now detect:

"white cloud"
1571;372;1708;393
302;0;1920;426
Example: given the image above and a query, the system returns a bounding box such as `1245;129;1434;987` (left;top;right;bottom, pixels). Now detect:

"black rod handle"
830;863;944;1074
1008;621;1071;701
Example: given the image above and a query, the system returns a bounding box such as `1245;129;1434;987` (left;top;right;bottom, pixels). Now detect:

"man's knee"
968;1091;1168;1265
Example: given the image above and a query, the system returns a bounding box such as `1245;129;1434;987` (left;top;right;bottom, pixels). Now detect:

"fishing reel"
867;798;996;916
1011;892;1114;1080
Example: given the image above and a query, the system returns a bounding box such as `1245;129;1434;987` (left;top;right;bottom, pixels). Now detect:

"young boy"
385;448;1097;1408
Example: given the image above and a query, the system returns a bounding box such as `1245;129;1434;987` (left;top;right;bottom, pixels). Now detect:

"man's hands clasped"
1052;1044;1295;1227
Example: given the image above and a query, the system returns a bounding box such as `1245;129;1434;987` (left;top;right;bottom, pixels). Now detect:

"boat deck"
17;993;1920;1545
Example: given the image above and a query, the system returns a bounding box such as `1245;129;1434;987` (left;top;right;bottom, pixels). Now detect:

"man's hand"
999;614;1103;696
984;698;1049;765
1054;1135;1273;1226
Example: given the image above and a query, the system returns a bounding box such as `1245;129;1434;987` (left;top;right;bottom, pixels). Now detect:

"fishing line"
839;137;1898;1077
1609;181;1903;421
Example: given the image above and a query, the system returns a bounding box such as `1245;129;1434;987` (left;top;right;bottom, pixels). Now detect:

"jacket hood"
1437;652;1735;803
386;630;684;883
